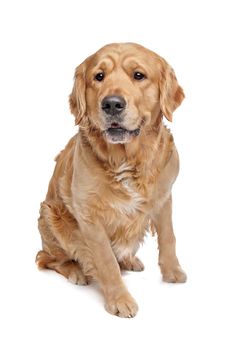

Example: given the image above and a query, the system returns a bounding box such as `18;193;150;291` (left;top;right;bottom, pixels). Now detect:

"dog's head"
69;43;184;144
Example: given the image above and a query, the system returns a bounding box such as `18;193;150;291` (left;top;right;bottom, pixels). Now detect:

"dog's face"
70;43;184;144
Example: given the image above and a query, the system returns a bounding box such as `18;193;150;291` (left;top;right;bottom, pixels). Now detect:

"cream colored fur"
36;43;186;318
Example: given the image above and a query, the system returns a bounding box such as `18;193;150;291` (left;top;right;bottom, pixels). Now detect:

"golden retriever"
36;43;186;317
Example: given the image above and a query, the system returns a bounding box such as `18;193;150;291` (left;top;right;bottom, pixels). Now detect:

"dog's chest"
109;163;146;216
111;179;143;216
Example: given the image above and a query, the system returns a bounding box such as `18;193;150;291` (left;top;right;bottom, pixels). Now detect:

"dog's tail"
35;250;56;269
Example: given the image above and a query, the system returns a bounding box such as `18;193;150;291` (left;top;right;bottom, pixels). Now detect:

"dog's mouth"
104;123;141;144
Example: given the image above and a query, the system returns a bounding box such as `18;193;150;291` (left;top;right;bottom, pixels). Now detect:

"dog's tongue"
110;122;120;128
109;123;140;136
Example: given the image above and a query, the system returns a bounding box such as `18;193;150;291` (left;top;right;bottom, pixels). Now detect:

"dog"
36;43;187;318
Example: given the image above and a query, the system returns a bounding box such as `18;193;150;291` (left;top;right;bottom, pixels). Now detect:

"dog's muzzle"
104;126;140;144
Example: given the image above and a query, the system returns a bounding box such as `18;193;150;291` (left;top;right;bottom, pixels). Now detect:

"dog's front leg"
77;221;138;317
153;196;187;283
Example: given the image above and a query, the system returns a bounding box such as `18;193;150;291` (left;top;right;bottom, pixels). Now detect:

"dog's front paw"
160;264;187;283
105;292;138;318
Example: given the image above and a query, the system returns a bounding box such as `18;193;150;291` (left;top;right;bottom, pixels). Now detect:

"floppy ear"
159;60;185;122
69;62;86;125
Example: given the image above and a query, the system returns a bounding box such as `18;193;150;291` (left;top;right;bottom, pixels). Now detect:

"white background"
1;0;233;349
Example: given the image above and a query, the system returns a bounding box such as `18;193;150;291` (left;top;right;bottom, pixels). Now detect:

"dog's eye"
95;72;105;82
133;72;146;80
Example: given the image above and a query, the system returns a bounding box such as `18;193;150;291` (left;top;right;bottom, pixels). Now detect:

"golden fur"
36;43;187;317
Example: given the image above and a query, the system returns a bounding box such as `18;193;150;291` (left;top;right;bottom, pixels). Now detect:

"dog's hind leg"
36;250;87;285
119;256;144;271
36;201;87;285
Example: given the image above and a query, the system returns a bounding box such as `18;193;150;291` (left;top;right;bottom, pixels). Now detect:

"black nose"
101;95;126;116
